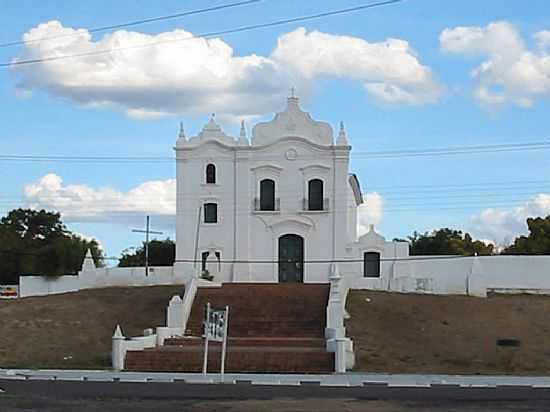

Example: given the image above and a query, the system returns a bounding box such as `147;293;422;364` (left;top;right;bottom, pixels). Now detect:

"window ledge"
298;209;330;214
252;210;281;215
201;183;220;187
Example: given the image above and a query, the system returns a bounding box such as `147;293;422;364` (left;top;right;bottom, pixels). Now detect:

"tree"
118;239;175;267
0;209;103;284
408;228;494;256
502;215;550;255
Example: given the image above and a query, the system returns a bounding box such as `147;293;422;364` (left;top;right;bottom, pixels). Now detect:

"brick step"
186;284;330;342
185;323;324;338
125;345;334;373
164;336;327;348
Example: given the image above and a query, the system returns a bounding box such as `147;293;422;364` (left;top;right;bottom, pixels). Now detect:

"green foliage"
0;209;103;284
408;228;494;256
118;238;175;267
503;215;550;255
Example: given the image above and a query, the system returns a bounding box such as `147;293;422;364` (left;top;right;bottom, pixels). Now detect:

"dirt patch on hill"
0;285;183;369
347;291;550;374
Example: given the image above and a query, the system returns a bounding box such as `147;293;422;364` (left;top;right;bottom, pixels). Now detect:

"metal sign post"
220;305;229;379
202;302;211;374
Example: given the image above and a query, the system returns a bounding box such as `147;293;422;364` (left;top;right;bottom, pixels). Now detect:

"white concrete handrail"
112;326;158;371
325;265;345;339
179;277;199;333
325;263;354;373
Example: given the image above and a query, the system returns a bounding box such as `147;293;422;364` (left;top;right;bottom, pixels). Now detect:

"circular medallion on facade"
285;148;298;161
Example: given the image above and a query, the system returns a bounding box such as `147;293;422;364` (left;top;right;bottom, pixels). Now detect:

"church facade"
174;95;408;284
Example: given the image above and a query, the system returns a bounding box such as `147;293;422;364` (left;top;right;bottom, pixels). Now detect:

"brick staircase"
125;283;334;373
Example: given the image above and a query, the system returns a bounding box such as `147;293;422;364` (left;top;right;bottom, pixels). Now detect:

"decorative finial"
336;120;348;145
113;324;124;338
211;113;216;119
178;122;185;139
290;87;295;98
81;248;96;271
239;120;248;145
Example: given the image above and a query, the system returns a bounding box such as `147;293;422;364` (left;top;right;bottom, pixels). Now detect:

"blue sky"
1;0;550;260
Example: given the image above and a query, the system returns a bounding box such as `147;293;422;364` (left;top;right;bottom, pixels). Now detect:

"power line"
0;250;496;263
0;140;549;163
2;185;547;203
1;0;402;68
173;255;492;264
0;0;263;49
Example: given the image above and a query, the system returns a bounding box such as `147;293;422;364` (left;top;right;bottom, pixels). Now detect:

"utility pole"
132;215;163;276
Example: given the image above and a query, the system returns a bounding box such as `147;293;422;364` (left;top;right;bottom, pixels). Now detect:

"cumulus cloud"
469;193;550;245
272;29;442;105
10;21;442;118
25;173;383;239
535;30;550;50
357;192;384;237
440;21;550;108
24;173;176;227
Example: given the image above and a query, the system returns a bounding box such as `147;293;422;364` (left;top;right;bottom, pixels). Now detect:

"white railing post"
167;295;184;328
112;324;126;371
326;264;344;339
335;338;347;373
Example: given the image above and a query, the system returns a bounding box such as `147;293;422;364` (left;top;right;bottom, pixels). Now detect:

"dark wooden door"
278;234;304;283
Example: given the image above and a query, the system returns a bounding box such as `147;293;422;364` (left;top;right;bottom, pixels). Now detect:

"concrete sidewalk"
2;368;550;388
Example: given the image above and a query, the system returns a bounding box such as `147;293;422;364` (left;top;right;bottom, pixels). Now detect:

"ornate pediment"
185;115;236;147
358;225;386;252
252;96;333;147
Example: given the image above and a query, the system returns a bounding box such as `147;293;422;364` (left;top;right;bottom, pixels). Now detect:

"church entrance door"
278;234;304;283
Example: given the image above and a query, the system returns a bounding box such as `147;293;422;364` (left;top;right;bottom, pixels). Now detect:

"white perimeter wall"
350;254;550;297
17;255;550;298
19;275;81;297
19;266;184;298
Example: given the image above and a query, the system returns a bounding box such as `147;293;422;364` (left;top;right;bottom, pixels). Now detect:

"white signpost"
202;302;229;377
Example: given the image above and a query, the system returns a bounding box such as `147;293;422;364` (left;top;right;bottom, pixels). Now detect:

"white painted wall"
19;275;80;297
79;266;183;289
18;266;185;298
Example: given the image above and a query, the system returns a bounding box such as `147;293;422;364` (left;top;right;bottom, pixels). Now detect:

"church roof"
184;114;236;147
251;95;333;146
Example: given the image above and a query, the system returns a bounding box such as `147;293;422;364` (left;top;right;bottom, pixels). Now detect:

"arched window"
260;179;275;211
206;164;216;184
308;179;324;211
364;252;380;278
204;203;218;223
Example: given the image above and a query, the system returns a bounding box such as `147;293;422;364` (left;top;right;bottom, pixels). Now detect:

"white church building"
173;94;407;285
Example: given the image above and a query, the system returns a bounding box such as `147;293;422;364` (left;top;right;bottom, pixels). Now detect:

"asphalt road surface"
2;379;550;411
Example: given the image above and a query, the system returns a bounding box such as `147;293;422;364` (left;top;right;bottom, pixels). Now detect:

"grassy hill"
347;291;550;375
0;285;183;369
3;286;550;374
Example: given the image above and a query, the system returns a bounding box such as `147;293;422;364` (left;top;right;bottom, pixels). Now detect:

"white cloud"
11;21;441;118
440;21;550;108
72;231;104;252
534;30;550;50
25;174;384;239
357;192;384;237
273;29;442;105
24;173;176;227
469;193;550;245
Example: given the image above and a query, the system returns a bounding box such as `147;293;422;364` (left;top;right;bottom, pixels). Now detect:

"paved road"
2;379;550;411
